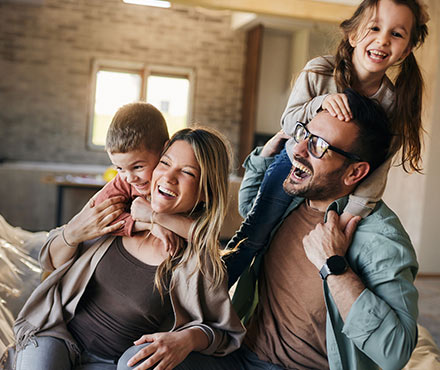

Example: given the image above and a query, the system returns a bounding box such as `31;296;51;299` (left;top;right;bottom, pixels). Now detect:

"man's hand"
322;93;353;122
126;329;208;370
303;210;360;270
260;130;290;157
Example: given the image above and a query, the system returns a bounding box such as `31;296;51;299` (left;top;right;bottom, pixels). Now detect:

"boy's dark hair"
105;102;169;154
344;88;392;173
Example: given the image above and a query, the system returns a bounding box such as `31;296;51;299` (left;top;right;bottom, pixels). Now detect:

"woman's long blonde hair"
333;0;429;172
154;127;232;295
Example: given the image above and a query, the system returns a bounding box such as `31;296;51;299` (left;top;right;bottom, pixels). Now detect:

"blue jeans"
117;344;285;370
225;148;292;287
16;336;118;370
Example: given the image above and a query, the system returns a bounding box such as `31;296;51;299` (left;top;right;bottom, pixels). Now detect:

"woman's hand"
63;194;126;245
127;328;209;370
322;93;353;122
49;193;126;269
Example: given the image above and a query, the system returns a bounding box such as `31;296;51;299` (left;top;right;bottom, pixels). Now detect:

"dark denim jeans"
225;149;292;287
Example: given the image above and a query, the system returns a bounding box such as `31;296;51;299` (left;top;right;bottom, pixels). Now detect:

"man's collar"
323;196;349;222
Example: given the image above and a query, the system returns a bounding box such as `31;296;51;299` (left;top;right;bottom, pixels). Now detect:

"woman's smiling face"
151;140;202;215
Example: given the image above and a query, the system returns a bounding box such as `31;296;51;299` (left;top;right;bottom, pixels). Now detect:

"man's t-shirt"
245;201;329;370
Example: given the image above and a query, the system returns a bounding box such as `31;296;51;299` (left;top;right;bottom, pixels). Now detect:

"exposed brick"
0;0;246;165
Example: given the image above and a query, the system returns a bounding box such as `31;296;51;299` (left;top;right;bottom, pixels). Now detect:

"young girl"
12;128;245;370
226;0;429;287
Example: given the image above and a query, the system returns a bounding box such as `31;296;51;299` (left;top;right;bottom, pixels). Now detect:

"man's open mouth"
291;159;312;180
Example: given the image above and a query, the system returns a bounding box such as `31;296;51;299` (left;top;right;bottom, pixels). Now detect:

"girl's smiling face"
350;0;413;79
151;140;202;215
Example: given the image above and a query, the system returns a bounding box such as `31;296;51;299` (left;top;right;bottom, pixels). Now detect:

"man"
175;88;418;370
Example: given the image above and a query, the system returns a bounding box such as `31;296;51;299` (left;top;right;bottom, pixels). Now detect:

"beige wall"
384;0;440;273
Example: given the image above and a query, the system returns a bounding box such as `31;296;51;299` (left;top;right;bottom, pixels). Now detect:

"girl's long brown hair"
334;0;429;172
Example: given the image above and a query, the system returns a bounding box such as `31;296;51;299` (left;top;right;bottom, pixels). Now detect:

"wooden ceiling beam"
170;0;357;23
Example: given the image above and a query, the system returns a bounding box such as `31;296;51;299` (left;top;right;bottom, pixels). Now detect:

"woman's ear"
344;161;370;187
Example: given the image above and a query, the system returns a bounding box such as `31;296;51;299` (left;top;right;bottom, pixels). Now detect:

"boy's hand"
150;224;182;256
260;130;290;157
322;93;353;122
131;197;153;222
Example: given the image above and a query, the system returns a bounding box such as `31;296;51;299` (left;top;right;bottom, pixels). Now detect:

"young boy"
57;102;191;264
93;102;170;236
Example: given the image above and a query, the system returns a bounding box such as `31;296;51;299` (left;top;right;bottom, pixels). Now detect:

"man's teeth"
158;185;177;197
292;160;312;176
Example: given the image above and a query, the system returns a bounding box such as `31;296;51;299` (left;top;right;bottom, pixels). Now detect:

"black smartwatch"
319;255;348;280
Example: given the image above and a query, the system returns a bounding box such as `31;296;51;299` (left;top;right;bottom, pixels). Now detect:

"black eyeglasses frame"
293;122;362;162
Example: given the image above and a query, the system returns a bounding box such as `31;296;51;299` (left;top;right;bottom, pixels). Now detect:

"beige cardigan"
13;228;245;365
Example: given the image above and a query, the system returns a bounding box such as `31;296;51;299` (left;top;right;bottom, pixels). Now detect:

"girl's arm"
281;56;338;135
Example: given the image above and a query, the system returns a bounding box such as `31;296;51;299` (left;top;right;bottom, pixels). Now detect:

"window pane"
146;75;189;136
92;70;142;146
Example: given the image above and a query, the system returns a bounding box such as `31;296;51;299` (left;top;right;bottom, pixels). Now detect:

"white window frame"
87;59;195;151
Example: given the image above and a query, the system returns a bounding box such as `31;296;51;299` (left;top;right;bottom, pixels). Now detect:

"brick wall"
0;0;246;165
0;0;246;231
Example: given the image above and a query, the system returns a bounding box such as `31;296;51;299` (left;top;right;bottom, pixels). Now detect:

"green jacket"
232;148;419;370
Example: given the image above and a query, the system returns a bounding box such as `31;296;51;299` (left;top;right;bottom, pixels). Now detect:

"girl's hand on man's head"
322;93;353;122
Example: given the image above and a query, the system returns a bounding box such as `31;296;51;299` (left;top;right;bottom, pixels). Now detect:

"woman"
12;127;245;370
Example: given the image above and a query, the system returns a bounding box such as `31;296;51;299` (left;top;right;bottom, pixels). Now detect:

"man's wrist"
319;255;348;280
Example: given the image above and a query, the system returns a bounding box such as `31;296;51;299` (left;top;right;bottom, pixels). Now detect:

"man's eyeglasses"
293;122;362;161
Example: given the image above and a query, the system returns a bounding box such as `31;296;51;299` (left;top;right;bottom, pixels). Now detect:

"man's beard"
283;163;348;202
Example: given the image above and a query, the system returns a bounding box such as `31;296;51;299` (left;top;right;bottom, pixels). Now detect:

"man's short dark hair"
344;88;392;173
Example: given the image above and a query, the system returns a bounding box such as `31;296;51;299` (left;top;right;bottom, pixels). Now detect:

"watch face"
327;255;348;275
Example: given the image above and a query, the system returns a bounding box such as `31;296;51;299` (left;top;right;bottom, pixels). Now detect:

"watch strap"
319;263;331;280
